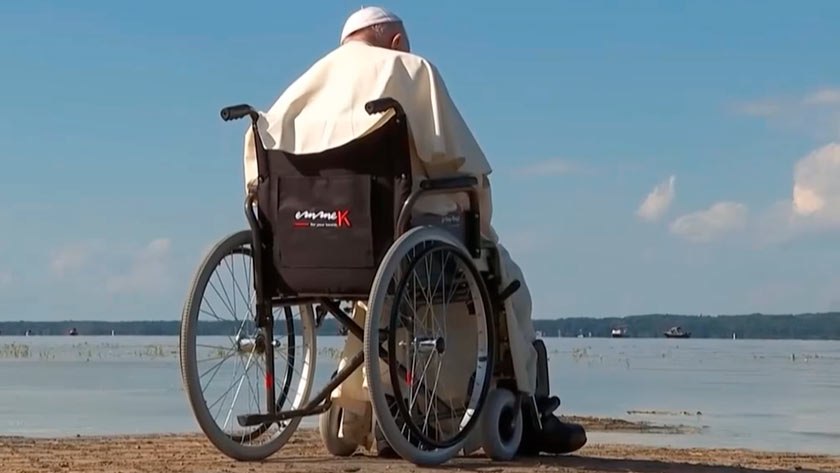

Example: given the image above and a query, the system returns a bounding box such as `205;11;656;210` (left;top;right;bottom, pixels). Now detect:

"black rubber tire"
179;230;317;461
318;404;358;457
365;226;496;466
480;389;523;461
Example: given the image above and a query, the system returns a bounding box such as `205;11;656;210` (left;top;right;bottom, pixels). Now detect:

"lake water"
1;336;838;454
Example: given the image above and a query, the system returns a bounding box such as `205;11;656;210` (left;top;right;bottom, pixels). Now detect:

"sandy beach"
2;418;838;473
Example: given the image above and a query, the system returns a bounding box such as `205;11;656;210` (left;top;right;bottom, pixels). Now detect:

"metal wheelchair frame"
220;98;520;430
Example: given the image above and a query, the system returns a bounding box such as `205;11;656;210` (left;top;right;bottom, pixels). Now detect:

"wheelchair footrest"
238;413;276;427
236;402;331;426
521;395;544;432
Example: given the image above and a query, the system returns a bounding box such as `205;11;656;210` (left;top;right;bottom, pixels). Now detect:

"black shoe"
536;415;587;454
536;395;561;418
374;423;400;458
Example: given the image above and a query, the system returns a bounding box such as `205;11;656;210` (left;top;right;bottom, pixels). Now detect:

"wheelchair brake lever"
498;279;521;303
314;304;327;328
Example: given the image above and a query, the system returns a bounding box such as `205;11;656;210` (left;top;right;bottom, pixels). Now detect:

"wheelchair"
179;98;543;466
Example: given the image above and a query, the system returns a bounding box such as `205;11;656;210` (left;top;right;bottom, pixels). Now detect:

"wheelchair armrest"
420;176;478;191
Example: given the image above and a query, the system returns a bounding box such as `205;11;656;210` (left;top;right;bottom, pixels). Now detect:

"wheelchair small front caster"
318;403;358;457
480;389;523;461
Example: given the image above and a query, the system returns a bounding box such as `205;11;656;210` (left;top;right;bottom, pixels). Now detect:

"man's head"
340;6;410;52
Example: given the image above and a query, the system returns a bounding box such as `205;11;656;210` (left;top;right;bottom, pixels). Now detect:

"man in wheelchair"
241;6;586;458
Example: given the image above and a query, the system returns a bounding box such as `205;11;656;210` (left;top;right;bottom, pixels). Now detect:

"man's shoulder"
381;47;434;66
330;42;437;74
270;44;437;110
384;48;439;75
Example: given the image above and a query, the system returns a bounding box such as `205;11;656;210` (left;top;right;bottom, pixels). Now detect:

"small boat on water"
611;326;628;338
664;326;691;338
68;327;78;336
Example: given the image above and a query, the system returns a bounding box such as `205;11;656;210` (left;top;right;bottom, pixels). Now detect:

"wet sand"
3;423;839;473
565;415;702;434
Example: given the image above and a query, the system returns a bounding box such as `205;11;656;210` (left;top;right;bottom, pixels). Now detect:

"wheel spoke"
184;236;317;451
383;242;491;449
208;278;234;320
228;256;255;323
409;346;436;412
200;350;235;383
196;343;234;351
222;257;238;321
223;345;258;431
199;306;225;323
198;303;238;349
423;356;444;436
201;362;233;400
211;267;239;324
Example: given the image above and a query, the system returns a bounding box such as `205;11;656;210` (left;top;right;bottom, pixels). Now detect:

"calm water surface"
1;336;838;454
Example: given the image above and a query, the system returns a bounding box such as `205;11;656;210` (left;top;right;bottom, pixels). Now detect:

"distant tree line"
0;319;350;337
532;313;840;339
1;313;840;339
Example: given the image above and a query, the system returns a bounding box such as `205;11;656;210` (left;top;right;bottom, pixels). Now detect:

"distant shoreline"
1;312;839;339
3;333;840;341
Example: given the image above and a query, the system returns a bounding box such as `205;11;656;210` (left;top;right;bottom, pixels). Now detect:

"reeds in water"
0;343;31;359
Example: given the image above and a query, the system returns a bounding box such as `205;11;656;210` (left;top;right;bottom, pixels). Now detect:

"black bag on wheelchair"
255;115;412;296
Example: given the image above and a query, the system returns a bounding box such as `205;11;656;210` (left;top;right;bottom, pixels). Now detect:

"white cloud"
733;87;840;140
50;238;174;296
106;238;173;295
636;175;676;222
732;100;782;117
513;159;575;176
803;88;840;106
731;144;840;246
750;200;802;246
670;202;748;243
50;243;98;277
791;143;840;225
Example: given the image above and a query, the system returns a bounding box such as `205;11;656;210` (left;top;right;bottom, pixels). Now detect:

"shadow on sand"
453;455;823;473
275;454;823;473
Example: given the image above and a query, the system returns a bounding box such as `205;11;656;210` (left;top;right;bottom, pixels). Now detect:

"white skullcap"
340;6;402;44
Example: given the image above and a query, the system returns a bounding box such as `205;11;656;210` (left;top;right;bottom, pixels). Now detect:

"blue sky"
1;1;839;320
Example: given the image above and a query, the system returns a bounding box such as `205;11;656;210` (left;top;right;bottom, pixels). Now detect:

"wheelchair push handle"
220;104;259;122
221;99;399;122
365;98;405;117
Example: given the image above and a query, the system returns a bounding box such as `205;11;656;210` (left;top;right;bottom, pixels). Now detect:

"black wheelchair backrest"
253;113;412;296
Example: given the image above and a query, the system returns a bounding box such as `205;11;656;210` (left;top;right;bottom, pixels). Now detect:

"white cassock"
243;40;536;448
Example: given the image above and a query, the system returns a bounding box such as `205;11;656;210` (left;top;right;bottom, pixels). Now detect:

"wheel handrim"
385;243;491;449
190;244;308;446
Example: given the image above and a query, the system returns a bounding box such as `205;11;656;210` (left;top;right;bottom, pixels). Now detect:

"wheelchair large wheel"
180;230;317;461
364;226;495;465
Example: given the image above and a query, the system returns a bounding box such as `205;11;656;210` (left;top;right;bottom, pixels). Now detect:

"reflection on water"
0;336;838;454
